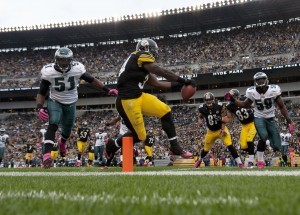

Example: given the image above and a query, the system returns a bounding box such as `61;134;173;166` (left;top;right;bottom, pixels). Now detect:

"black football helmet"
229;89;240;99
204;92;215;108
54;47;73;72
136;38;159;57
253;72;269;88
82;121;88;127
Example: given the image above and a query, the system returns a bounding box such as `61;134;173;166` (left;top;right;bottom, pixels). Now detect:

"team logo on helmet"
136;38;159;57
253;72;269;88
54;47;73;73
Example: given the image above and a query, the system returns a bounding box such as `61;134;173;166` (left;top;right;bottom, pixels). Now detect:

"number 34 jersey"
246;84;281;118
40;61;86;104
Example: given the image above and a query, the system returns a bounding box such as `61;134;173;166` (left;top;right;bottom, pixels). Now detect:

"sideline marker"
122;137;133;172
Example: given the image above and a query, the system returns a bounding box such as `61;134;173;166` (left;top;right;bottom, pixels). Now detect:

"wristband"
36;104;43;111
171;82;183;90
102;85;110;93
176;77;186;84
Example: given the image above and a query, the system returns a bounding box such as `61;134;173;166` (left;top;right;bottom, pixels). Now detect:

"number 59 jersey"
40;61;86;104
246;85;281;118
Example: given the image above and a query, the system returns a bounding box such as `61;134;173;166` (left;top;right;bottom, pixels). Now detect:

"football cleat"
257;161;265;169
238;163;245;168
194;160;202;168
169;150;193;159
43;153;53;169
247;162;254;168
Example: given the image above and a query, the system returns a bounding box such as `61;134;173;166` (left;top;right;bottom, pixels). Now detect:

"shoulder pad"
269;84;281;95
137;51;155;66
225;102;232;108
199;104;205;109
246;86;255;93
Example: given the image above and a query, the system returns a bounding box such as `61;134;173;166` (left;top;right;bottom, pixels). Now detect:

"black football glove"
177;77;196;87
183;79;196;87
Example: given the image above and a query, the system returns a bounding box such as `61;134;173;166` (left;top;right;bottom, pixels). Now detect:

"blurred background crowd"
0;21;300;88
1;102;299;168
1;20;300;167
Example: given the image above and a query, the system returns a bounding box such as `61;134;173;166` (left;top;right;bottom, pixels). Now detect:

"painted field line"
0;190;258;206
0;170;300;176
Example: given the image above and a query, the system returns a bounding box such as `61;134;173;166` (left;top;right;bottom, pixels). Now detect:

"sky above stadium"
0;0;219;28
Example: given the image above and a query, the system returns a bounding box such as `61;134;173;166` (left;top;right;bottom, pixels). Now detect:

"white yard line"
0;190;258;206
0;170;299;176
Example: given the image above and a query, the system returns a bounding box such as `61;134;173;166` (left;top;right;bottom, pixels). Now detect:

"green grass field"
0;166;299;215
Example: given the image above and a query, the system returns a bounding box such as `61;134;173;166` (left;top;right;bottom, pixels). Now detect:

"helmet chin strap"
256;85;269;94
54;64;71;73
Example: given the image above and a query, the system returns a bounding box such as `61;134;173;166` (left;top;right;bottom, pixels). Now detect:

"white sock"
235;157;242;164
257;151;264;162
248;155;254;163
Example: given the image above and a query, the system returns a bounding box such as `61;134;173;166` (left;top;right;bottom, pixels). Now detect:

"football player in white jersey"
36;47;118;168
38;123;48;153
0;128;11;167
280;130;291;165
94;127;108;166
227;72;293;168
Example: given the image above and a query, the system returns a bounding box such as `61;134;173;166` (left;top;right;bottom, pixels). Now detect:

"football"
181;85;197;101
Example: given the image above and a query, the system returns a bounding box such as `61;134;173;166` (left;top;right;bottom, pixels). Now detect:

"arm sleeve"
38;80;51;96
80;72;95;83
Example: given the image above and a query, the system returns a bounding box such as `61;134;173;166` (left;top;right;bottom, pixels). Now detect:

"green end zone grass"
0;166;299;215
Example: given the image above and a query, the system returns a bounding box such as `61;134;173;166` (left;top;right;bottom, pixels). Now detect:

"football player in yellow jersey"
143;130;155;166
194;92;244;168
105;38;194;160
24;140;36;167
51;144;59;168
224;89;257;168
76;121;91;167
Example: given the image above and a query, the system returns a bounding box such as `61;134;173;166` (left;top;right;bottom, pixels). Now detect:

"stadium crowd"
0;20;300;88
1;19;300;168
0;101;299;168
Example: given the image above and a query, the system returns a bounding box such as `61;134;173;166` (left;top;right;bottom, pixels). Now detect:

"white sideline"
0;170;300;176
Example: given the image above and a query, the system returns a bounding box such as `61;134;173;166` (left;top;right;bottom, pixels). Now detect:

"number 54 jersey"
246;84;281;118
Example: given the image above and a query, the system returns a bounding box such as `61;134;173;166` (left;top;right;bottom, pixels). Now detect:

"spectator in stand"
36;47;118;168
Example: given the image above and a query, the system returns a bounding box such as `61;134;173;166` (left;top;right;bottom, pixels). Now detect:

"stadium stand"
0;0;300;167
